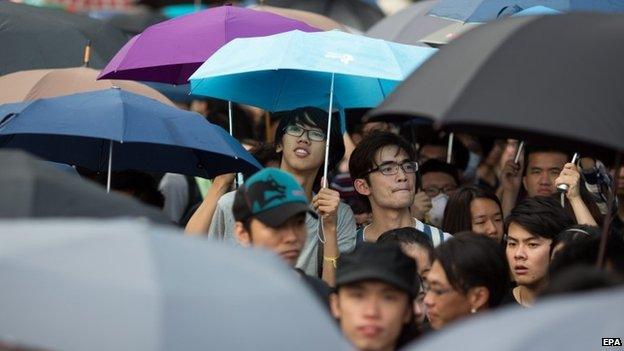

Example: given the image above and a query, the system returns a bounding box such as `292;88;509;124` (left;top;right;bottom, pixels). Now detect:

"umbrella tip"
83;40;91;68
111;85;121;90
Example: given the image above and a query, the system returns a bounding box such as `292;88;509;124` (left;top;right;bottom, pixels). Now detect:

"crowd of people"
99;104;624;351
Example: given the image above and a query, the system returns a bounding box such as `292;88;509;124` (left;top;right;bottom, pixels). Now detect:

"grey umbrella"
405;287;624;351
366;0;476;46
0;150;168;223
0;219;350;351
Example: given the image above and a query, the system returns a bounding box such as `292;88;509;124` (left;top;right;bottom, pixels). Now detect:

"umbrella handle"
322;73;335;188
107;140;113;193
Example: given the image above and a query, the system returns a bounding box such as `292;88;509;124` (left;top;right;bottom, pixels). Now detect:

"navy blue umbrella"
0;88;262;191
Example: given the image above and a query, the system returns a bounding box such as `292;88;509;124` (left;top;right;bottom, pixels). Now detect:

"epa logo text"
602;338;622;347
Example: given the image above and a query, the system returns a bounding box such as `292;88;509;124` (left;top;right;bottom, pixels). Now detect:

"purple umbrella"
98;5;321;85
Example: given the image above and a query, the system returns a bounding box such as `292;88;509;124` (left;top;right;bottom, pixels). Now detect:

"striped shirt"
355;218;452;247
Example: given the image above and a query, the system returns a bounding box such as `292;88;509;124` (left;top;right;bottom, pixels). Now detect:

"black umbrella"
0;2;128;75
369;13;624;159
106;9;169;36
260;0;385;31
0;150;170;224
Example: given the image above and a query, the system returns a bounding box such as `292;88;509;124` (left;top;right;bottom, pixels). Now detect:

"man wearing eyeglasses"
204;107;356;285
349;132;451;247
418;159;460;228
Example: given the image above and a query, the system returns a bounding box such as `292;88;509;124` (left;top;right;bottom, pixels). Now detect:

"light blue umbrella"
190;29;436;183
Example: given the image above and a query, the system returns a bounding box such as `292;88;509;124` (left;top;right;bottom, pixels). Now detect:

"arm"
184;173;235;236
556;163;598;226
499;160;522;217
313;187;341;287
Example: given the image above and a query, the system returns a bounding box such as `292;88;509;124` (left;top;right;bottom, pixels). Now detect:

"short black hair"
505;196;575;241
419;159;460;187
553;225;599;251
442;186;502;235
549;231;624;277
540;265;624;298
434;232;509;308
273;107;345;187
377;227;434;263
418;135;470;171
349;131;416;181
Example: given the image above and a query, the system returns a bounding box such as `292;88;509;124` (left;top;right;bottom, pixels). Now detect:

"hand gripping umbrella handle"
556;152;579;193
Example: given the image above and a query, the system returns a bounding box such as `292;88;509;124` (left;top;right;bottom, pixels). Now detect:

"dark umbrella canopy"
369;13;624;158
0;2;128;75
0;150;169;223
0;89;262;178
261;0;385;31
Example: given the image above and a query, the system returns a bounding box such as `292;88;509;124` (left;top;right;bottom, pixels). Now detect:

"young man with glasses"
205;107;356;284
349;132;451;247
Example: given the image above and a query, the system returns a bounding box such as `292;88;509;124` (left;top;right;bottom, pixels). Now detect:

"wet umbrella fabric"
258;0;385;31
429;0;624;22
0;219;350;351
0;150;169;223
0;89;262;178
189;30;437;112
98;5;320;84
0;67;173;106
0;1;128;76
368;13;624;157
405;287;624;351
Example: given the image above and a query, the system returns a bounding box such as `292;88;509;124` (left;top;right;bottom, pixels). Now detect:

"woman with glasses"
441;186;505;242
424;232;509;330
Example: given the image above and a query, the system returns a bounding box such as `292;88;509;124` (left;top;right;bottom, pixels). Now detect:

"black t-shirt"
499;287;522;307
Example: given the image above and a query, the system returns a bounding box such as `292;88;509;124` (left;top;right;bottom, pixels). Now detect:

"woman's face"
470;198;504;242
423;260;472;330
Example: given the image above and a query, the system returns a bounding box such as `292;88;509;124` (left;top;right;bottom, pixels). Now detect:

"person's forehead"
421;172;456;185
470;198;500;215
374;145;410;162
426;261;448;285
291;120;322;131
528;151;567;168
507;222;545;241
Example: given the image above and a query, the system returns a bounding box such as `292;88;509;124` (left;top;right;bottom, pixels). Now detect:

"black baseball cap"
336;242;417;296
232;168;317;227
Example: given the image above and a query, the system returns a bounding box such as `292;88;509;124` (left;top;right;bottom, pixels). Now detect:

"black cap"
336;243;416;296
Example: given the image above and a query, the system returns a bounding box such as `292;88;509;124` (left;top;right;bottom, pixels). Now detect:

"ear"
234;221;252;247
275;142;283;153
353;178;371;196
467;286;490;312
329;293;342;319
521;175;528;193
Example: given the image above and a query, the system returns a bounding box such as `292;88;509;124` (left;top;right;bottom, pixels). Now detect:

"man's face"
418;145;446;164
331;281;411;351
357;146;416;211
470;198;504;242
278;122;326;175
522;152;567;197
421;172;457;198
506;222;552;287
423;260;471;330
235;213;307;266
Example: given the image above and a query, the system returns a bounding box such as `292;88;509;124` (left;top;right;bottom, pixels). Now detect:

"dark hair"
274;107;345;188
377;227;434;264
349;131;416;181
419;159;460;187
418;135;470;172
505;196;575;241
549;232;624;277
110;170;164;208
434;232;509;308
540;265;624;298
553;225;599;252
249;143;281;167
442;186;502;235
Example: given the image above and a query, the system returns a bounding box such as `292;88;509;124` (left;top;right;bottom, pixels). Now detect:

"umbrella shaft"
322;73;335;188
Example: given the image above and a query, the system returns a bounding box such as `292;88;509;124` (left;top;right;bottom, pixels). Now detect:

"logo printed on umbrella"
324;52;354;64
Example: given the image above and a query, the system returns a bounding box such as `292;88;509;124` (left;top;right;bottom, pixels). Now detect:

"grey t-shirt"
208;191;357;276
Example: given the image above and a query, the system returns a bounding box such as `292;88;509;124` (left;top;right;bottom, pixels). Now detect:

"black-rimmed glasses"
284;125;326;142
368;161;418;176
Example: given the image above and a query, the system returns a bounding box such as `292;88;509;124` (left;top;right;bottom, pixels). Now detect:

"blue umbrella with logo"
0;88;262;191
189;29;436;183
